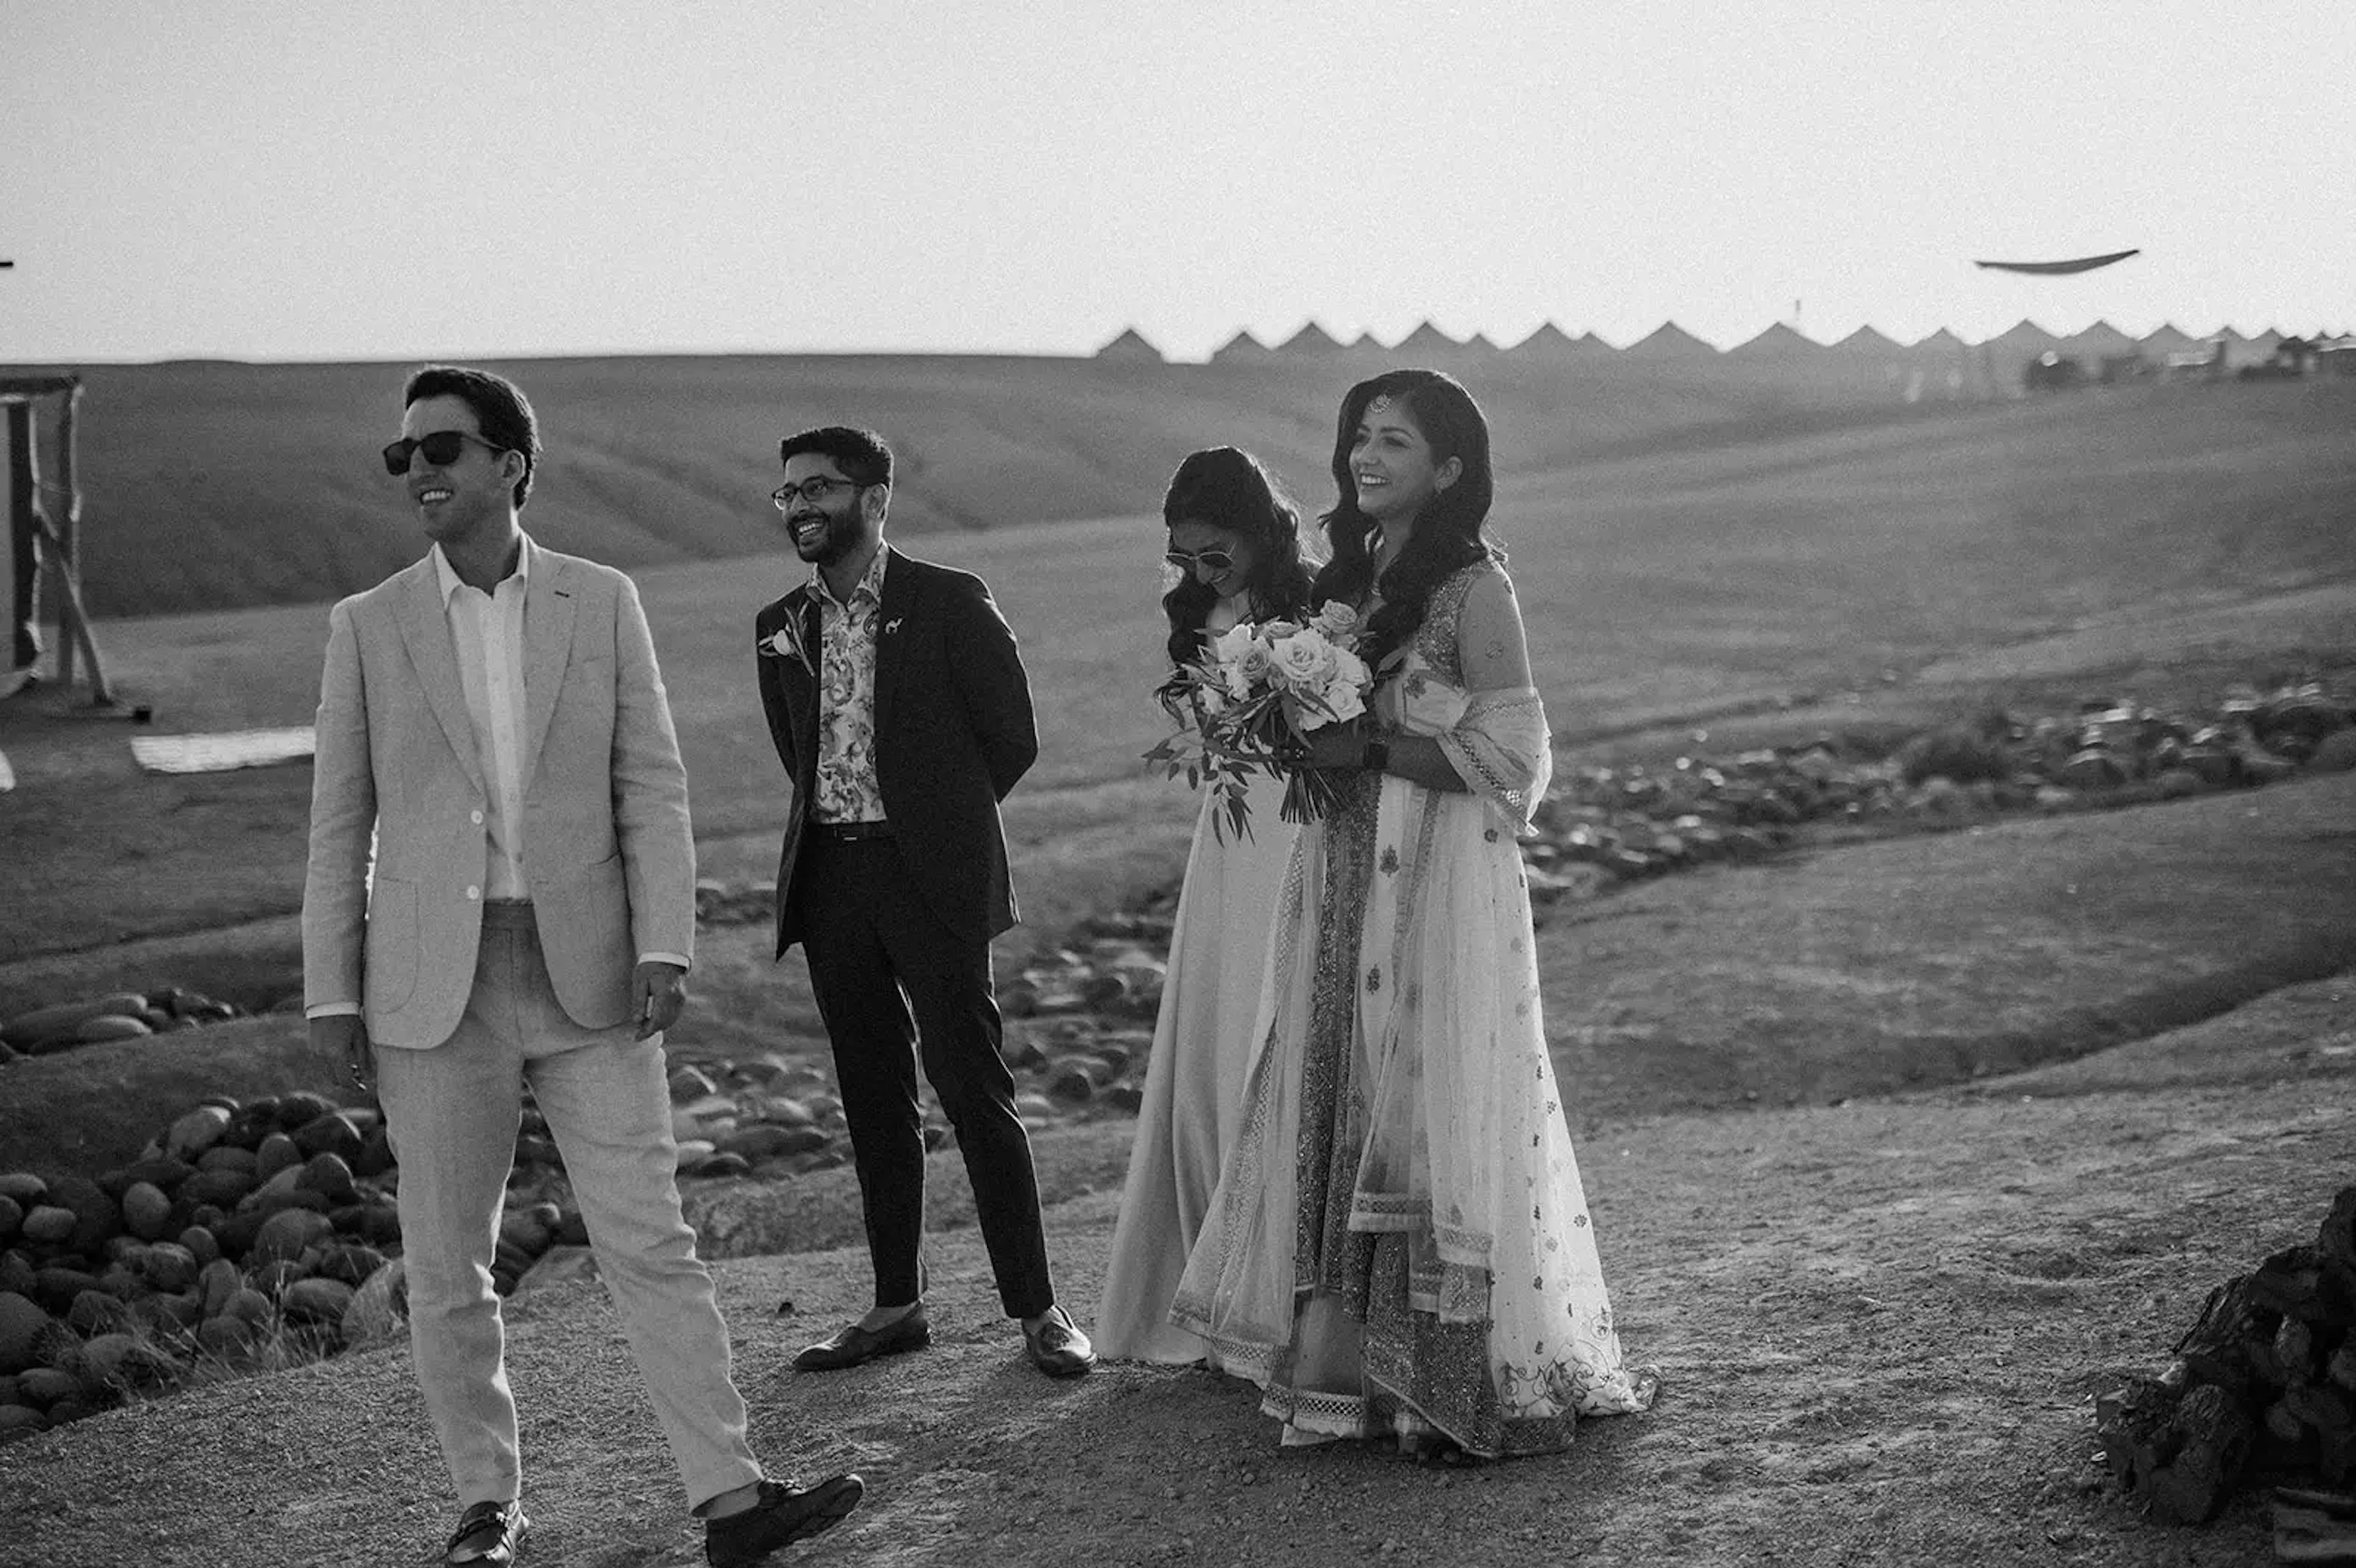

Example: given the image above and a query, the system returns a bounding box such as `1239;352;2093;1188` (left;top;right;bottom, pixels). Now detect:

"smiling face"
779;452;882;571
399;394;517;547
1166;519;1258;601
1348;393;1461;527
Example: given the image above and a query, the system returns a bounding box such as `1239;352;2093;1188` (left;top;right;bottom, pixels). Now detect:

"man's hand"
309;1013;376;1094
634;961;688;1040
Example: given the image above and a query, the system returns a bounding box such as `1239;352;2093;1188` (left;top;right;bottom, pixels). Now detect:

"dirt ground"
2;993;2348;1568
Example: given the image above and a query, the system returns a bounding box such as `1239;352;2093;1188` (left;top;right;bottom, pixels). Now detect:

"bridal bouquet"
1144;601;1372;839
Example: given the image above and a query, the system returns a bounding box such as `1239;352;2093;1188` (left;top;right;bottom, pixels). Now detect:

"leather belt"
809;820;895;844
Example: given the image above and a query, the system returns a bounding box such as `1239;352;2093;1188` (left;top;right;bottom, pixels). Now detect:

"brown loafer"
706;1474;864;1566
444;1499;528;1566
791;1305;931;1372
1022;1305;1096;1378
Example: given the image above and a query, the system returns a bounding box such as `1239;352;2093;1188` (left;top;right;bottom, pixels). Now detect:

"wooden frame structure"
2;374;113;704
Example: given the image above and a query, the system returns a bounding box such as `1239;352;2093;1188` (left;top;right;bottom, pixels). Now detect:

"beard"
791;508;860;566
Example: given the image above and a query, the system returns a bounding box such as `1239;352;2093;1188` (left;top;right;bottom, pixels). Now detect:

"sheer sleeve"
1434;685;1552;832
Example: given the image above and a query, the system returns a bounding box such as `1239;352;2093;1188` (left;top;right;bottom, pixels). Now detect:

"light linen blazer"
301;547;694;1050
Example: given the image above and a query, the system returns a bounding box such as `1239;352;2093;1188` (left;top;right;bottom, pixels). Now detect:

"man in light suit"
304;366;860;1568
754;426;1093;1379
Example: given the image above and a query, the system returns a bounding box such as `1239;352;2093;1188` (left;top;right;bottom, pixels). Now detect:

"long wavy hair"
1158;446;1315;668
1310;369;1501;672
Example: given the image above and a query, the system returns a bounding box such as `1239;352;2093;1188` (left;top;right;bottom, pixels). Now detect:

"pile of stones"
0;1092;577;1443
0;986;248;1062
1525;675;2355;894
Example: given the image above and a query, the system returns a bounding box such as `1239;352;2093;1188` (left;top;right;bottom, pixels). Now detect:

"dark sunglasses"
1165;547;1237;574
382;431;509;475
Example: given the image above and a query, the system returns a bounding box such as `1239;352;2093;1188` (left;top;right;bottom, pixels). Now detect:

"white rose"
1271;632;1338;691
1209;621;1258;668
1312;601;1360;642
1233;640;1274;696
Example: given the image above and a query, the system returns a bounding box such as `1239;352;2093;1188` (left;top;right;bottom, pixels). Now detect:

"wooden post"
26;394;72;688
4;402;33;675
55;381;80;682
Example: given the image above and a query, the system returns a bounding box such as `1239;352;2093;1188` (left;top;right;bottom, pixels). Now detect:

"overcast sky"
5;0;2349;363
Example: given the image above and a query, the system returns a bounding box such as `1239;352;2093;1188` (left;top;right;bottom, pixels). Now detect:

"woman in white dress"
1171;372;1657;1457
1095;447;1318;1361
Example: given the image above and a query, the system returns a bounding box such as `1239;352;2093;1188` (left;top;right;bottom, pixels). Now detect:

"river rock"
67;1289;132;1336
252;1132;301;1183
196;1145;257;1175
242;1186;331;1220
250;1208;334;1266
330;1199;402;1247
220;1286;274;1327
0;1293;58;1372
179;1225;220;1266
293;1113;364;1163
282;1277;355;1328
138;1241;199;1295
42;1177;118;1253
120;1182;172;1242
0;1404;46;1442
196;1316;260;1358
163;1104;234;1161
672;1139;717;1173
180;1167;256;1210
717;1124;829;1161
339;1258;406;1348
198;1258;241;1318
32;1268;102;1317
19;1206;75;1246
75;1014;153;1043
14;1367;79;1408
0;1197;17;1245
298;1153;357;1204
247;1260;304;1299
0;1175;45;1207
274;1093;337;1130
311;1243;386;1288
496;1210;551;1256
81;1331;179;1391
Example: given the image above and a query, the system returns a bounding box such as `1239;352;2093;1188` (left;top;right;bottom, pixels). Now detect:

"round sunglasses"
1165;546;1238;575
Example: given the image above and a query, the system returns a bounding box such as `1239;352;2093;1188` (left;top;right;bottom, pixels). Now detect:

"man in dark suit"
754;425;1093;1378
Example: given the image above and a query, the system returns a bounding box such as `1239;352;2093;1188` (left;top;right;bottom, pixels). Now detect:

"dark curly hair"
1158;447;1315;668
403;364;541;510
1310;368;1501;672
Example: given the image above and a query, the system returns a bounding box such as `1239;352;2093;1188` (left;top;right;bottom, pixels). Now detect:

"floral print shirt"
810;545;890;824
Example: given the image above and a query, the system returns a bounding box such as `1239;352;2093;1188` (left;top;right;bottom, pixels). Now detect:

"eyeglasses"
1165;547;1237;575
382;431;509;475
771;477;865;509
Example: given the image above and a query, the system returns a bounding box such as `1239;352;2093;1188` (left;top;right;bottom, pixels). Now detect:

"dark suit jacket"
755;547;1038;955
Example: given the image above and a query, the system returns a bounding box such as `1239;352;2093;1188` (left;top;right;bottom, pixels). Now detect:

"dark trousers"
791;834;1054;1319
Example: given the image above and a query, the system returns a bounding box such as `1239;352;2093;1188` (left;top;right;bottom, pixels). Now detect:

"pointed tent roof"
1623;320;1717;356
1909;327;1968;353
1729;322;1820;356
1507;321;1587;356
1460;331;1499;354
1210;328;1274;363
1277;320;1345;355
1093;326;1164;362
1393;320;1463;356
2138;323;2198;355
2063;320;2137;356
1346;329;1386;354
1982;318;2061;352
1832;325;1903;355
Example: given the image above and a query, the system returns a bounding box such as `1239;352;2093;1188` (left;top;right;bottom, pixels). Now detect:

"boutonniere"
884;617;904;636
758;609;812;674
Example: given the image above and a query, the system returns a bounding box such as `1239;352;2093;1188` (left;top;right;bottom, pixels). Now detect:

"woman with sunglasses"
1094;446;1317;1362
1170;371;1656;1461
